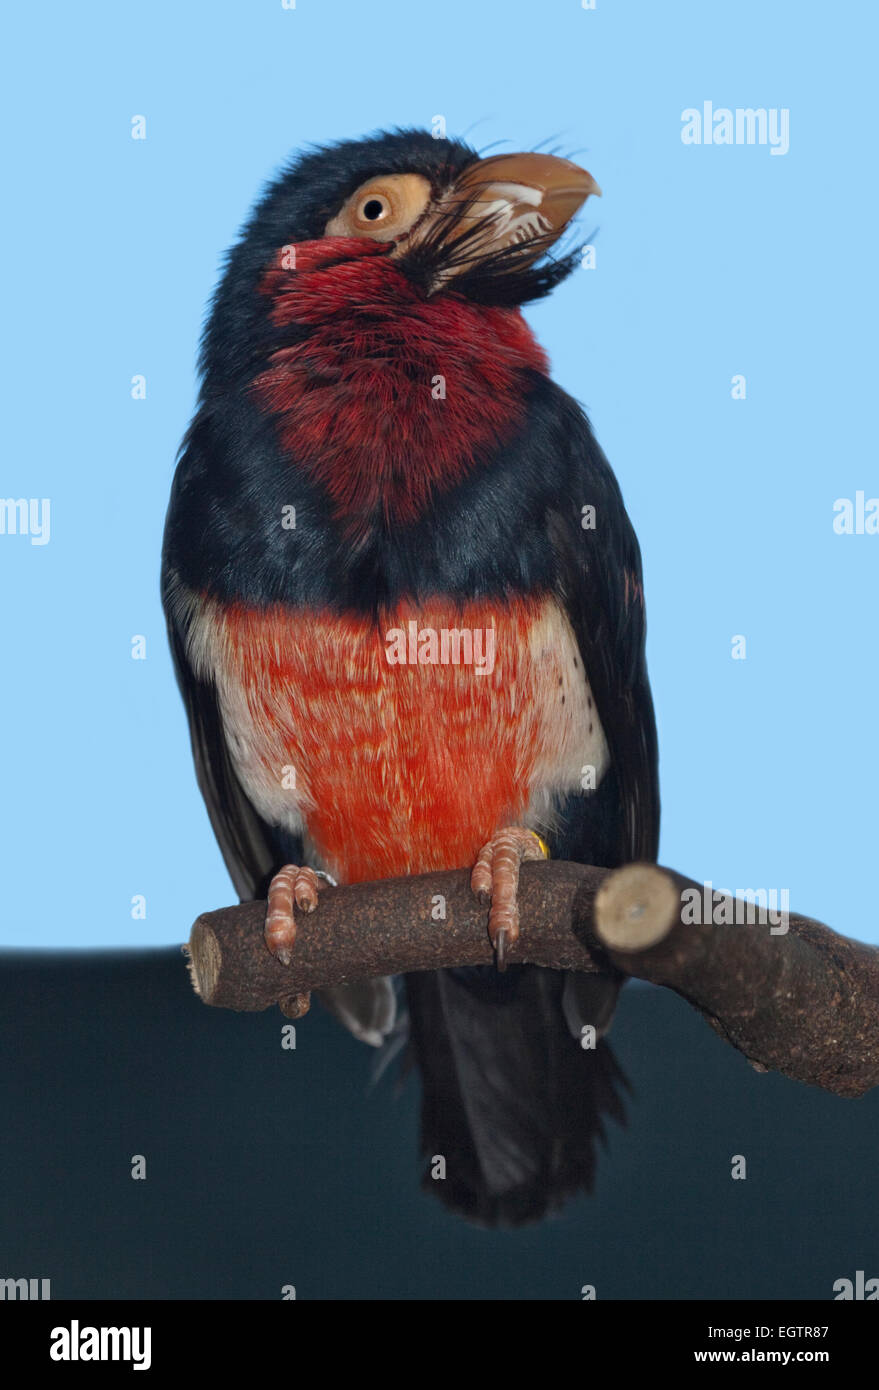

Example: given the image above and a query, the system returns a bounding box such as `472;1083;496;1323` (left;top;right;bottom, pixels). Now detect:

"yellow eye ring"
324;173;432;242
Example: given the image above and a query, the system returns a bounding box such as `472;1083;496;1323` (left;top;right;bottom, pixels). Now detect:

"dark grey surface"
1;947;875;1299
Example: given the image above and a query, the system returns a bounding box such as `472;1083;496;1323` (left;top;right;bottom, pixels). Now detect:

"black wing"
163;604;291;902
548;388;660;867
161;434;302;903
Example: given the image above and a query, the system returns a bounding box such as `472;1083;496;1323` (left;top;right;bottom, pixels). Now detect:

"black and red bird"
162;128;660;1226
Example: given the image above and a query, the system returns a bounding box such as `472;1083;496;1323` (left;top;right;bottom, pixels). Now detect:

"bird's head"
203;129;599;381
319;130;599;304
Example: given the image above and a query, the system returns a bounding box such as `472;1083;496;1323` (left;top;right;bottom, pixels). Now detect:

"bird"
162;128;660;1226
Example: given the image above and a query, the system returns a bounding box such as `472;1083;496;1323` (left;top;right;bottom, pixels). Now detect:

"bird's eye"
324;173;433;243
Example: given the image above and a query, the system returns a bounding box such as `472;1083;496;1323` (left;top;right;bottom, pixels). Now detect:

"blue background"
2;0;876;948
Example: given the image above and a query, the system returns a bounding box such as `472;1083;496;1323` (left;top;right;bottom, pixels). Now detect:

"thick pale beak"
402;152;600;280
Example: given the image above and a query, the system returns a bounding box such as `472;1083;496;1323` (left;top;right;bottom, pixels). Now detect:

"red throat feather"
252;239;549;527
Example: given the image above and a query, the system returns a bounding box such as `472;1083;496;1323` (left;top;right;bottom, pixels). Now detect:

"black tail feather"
404;965;628;1227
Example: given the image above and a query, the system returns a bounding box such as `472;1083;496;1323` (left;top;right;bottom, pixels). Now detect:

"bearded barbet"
162;129;660;1226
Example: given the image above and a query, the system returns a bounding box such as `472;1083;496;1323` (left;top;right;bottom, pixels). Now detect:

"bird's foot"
264;864;324;967
470;827;550;971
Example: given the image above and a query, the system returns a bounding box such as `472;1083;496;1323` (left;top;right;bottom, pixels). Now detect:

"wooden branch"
186;861;879;1099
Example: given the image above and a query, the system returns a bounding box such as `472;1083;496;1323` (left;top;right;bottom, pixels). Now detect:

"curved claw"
494;927;508;973
471;827;549;974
